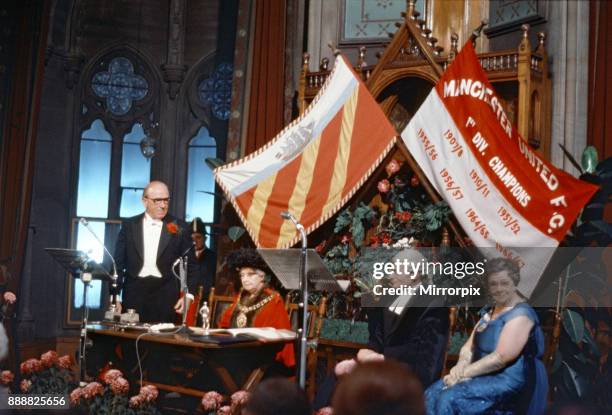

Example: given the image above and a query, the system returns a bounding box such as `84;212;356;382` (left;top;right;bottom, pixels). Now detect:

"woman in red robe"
219;249;295;369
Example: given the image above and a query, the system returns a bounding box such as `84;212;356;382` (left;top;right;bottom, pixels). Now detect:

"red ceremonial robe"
219;289;295;368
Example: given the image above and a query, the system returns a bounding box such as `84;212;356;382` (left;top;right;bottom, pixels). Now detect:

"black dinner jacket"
366;295;450;388
114;213;194;294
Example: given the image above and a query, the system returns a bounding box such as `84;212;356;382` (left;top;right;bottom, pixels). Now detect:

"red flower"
129;395;143;408
81;382;104;399
20;358;42;375
139;384;159;402
231;390;250;413
57;355;73;369
410;175;420;187
201;391;224;411
401;211;412;222
381;234;392;245
369;236;380;247
0;370;14;385
377;179;390;193
109;377;129;395
385;159;401;176
102;368;123;384
69;387;82;406
20;379;31;393
40;350;58;368
166;222;179;234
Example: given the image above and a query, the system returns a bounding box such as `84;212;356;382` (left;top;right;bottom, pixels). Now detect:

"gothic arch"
78;43;162;138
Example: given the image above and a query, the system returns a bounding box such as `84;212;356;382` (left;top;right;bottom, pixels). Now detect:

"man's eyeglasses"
144;196;171;205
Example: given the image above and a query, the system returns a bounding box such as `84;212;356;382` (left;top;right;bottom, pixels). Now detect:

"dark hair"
226;248;270;275
485;257;520;285
332;361;425;415
242;377;311;415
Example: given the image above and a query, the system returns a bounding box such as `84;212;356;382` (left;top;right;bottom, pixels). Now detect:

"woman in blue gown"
425;258;548;415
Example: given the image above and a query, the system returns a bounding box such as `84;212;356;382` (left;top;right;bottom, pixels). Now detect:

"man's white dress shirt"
139;213;163;278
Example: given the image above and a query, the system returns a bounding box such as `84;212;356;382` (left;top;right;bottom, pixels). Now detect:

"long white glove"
460;351;505;381
443;345;472;386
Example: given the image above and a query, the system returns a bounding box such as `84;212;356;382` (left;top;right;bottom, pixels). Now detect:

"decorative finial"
519;24;531;52
536;32;546;54
357;46;367;68
327;42;341;57
470;19;488;44
521;24;529;38
407;0;415;16
302;52;310;67
320;57;329;71
449;33;459;60
451;33;459;50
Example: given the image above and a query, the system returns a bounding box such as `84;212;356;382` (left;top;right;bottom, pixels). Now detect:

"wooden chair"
208;286;236;328
442;306;459;375
184;285;204;327
284;294;327;400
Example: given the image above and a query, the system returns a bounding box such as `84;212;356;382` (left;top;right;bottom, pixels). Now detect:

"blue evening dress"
425;303;548;414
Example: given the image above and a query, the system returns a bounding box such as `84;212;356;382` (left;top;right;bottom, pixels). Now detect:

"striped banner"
401;41;599;297
215;56;397;248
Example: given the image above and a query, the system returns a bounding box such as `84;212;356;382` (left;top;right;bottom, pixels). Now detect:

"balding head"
142;181;170;220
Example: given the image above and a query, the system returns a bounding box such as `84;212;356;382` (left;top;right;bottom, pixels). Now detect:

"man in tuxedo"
314;249;450;409
114;181;195;323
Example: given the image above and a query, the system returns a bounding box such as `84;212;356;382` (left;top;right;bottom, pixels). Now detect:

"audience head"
227;249;271;295
190;217;208;250
332;361;424;415
485;257;521;306
142;181;170;220
242;377;311;415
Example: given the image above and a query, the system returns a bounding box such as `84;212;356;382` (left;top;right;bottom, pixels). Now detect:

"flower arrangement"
200;390;250;415
70;369;161;415
17;351;76;395
319;157;452;312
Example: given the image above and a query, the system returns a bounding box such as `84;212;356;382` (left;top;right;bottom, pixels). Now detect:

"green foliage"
423;202;452;231
562;309;585;344
319;318;369;344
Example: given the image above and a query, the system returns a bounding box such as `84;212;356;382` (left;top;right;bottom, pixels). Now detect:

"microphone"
280;211;305;231
79;218;119;290
173;242;196;267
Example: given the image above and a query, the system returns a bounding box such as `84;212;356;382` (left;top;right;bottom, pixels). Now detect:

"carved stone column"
161;0;187;99
547;0;589;175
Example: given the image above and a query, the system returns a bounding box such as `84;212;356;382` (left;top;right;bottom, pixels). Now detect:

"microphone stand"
281;211;308;389
79;218;120;321
173;244;196;335
78;258;92;385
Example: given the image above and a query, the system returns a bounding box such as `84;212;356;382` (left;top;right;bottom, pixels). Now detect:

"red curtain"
244;0;287;154
0;2;50;292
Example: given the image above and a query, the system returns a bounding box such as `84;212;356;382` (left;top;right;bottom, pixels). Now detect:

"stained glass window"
92;57;149;116
198;63;233;120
